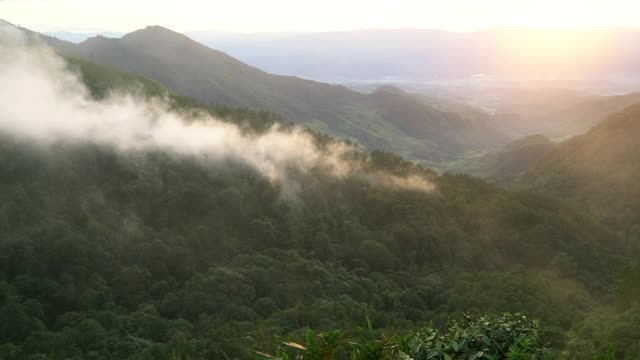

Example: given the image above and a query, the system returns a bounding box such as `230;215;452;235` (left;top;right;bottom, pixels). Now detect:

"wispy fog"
0;25;435;195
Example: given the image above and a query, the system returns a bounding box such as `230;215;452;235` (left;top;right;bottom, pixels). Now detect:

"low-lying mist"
0;25;435;196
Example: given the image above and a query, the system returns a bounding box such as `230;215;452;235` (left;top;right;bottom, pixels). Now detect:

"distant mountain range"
46;27;640;84
26;21;640;185
41;25;640;141
186;28;640;83
32;23;510;166
44;31;125;43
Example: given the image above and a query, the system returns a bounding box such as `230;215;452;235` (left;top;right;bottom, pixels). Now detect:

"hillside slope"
0;28;625;357
448;134;555;183
40;25;508;165
44;27;640;84
0;134;620;359
489;89;640;139
522;103;640;231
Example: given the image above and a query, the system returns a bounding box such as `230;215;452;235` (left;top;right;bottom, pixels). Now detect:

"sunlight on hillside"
1;1;639;359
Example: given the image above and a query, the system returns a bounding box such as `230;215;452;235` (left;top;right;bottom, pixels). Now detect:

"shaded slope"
490;89;640;139
522;103;640;230
448;135;555;183
43;25;508;165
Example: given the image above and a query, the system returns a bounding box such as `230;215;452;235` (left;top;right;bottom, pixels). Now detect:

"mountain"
45;31;124;43
0;19;633;359
448;98;640;233
34;24;508;166
188;28;640;83
447;134;555;183
520;103;640;231
40;27;640;83
487;89;640;139
0;129;619;358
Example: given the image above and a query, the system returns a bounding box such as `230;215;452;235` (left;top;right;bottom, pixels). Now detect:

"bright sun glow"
503;0;626;29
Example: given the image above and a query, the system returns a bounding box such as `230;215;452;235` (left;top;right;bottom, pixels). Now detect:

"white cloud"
0;25;435;196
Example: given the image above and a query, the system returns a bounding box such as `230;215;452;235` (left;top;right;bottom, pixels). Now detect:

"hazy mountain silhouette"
189;28;640;82
33;24;510;165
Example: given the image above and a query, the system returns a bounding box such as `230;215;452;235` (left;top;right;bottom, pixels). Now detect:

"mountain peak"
81;34;113;45
122;25;192;44
372;85;407;96
141;25;174;33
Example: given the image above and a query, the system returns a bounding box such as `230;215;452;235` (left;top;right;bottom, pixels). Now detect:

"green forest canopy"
0;49;637;360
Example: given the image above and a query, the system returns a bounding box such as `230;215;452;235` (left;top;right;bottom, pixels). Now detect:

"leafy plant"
256;313;551;360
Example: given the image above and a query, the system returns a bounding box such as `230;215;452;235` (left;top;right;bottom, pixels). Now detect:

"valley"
0;13;640;360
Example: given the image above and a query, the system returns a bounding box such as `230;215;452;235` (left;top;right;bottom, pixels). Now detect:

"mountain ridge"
187;27;640;82
506;103;640;231
20;22;509;166
0;18;636;359
447;134;556;183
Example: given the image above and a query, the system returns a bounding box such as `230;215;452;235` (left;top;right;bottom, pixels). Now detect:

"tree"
0;299;29;343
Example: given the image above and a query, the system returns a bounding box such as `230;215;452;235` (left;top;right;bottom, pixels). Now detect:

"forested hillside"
3;18;640;360
441;100;640;359
521;103;640;234
0;125;623;359
452;100;640;238
37;24;508;166
447;135;555;183
0;40;630;359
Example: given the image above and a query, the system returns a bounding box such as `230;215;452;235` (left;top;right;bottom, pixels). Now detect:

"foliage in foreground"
256;313;550;360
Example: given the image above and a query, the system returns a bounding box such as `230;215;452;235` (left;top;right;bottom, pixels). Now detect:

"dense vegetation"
257;313;550;360
452;101;640;238
0;23;638;360
519;103;640;235
0;68;627;357
0;128;622;359
450;103;640;359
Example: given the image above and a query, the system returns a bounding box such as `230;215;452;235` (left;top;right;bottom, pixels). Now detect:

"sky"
1;0;639;33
